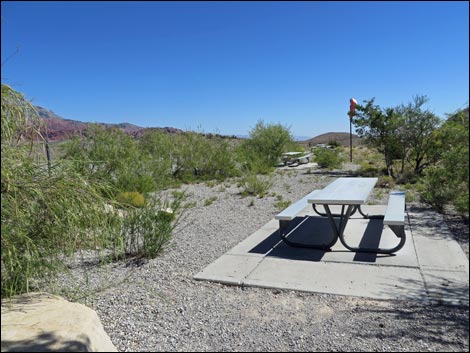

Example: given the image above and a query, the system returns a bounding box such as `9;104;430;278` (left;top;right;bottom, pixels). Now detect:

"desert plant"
276;199;292;210
376;176;395;189
1;84;129;298
120;194;184;258
419;108;469;214
241;173;273;197
116;191;146;208
237;120;297;173
314;147;344;169
204;196;218;206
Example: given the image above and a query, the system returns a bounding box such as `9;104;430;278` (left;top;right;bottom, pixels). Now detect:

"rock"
1;292;117;352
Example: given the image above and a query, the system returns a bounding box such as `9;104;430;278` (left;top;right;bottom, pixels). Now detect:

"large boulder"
1;292;117;352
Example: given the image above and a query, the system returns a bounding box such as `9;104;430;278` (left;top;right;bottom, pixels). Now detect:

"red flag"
349;98;357;119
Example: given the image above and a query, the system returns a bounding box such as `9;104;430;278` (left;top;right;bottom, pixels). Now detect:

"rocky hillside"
301;132;362;147
35;106;183;141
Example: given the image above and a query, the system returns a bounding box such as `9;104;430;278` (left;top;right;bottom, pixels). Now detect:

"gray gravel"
42;168;469;352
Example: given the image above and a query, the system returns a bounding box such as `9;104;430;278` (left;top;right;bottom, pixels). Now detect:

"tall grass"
1;84;184;298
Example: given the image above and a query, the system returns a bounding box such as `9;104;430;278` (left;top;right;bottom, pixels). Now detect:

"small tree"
420;108;469;214
396;95;441;175
238;120;297;173
353;98;402;177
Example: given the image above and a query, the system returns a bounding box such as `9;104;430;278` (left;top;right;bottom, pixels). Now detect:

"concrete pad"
421;270;469;305
227;227;281;256
412;235;469;272
244;257;425;301
193;204;469;303
267;216;419;268
193;254;262;285
260;218;281;229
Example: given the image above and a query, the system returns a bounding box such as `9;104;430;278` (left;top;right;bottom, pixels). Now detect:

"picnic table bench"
275;177;407;254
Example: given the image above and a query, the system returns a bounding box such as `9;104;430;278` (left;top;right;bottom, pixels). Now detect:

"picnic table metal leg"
313;204;358;218
356;205;385;220
323;204;355;239
279;217;338;250
314;204;385;220
338;221;407;255
321;204;406;254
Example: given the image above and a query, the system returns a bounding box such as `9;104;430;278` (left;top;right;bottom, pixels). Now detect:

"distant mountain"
35;106;184;141
301;132;362;147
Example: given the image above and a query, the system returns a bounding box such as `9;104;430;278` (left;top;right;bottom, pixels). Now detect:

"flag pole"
349;98;357;163
350;118;352;162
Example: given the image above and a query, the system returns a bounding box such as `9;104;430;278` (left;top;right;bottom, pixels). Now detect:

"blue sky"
1;1;468;138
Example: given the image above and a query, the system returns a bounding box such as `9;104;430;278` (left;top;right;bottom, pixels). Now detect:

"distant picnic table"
281;151;312;166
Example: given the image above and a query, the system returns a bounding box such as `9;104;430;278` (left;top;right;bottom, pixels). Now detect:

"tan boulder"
1;292;117;352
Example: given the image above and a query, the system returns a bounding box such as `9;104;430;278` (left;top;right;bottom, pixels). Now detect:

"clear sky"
1;1;469;138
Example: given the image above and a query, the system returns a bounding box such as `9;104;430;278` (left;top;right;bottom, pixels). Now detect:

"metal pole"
349;97;357;163
349;118;352;162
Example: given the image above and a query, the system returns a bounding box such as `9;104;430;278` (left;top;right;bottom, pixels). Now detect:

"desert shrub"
171;131;240;182
314;147;343;169
241;173;273;197
116;169;157;194
1;84;185;298
276;199;292;210
418;108;469;214
61;125;145;190
1;85;129;298
417;169;454;212
328;139;340;148
116;191;146;208
204;196;218;206
120;194;184;258
376;175;395;189
355;161;383;177
395;170;418;185
237;120;297;173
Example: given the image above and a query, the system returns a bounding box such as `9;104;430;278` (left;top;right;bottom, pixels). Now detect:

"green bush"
376;175;395;189
1;84;129;298
419;108;469;214
121;195;183;258
0;84;188;298
356;162;381;177
116;191;146;208
237;120;297;173
314;148;343;169
170;131;240;182
241;173;273;197
276;199;292;210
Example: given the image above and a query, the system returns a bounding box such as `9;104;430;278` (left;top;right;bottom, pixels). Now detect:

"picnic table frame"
279;177;406;254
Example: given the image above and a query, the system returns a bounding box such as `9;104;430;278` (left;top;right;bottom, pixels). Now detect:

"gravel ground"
43;167;469;352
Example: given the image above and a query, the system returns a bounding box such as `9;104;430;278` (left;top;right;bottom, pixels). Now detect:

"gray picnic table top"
307;177;378;205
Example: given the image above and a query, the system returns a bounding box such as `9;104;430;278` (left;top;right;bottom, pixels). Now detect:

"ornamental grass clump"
120;194;184;258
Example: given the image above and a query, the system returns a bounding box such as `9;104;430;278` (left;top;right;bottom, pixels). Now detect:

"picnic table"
281;151;312;166
275;177;407;254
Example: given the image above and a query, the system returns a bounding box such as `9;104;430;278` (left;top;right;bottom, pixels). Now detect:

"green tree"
396;95;441;175
420;108;469;214
353;99;402;177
